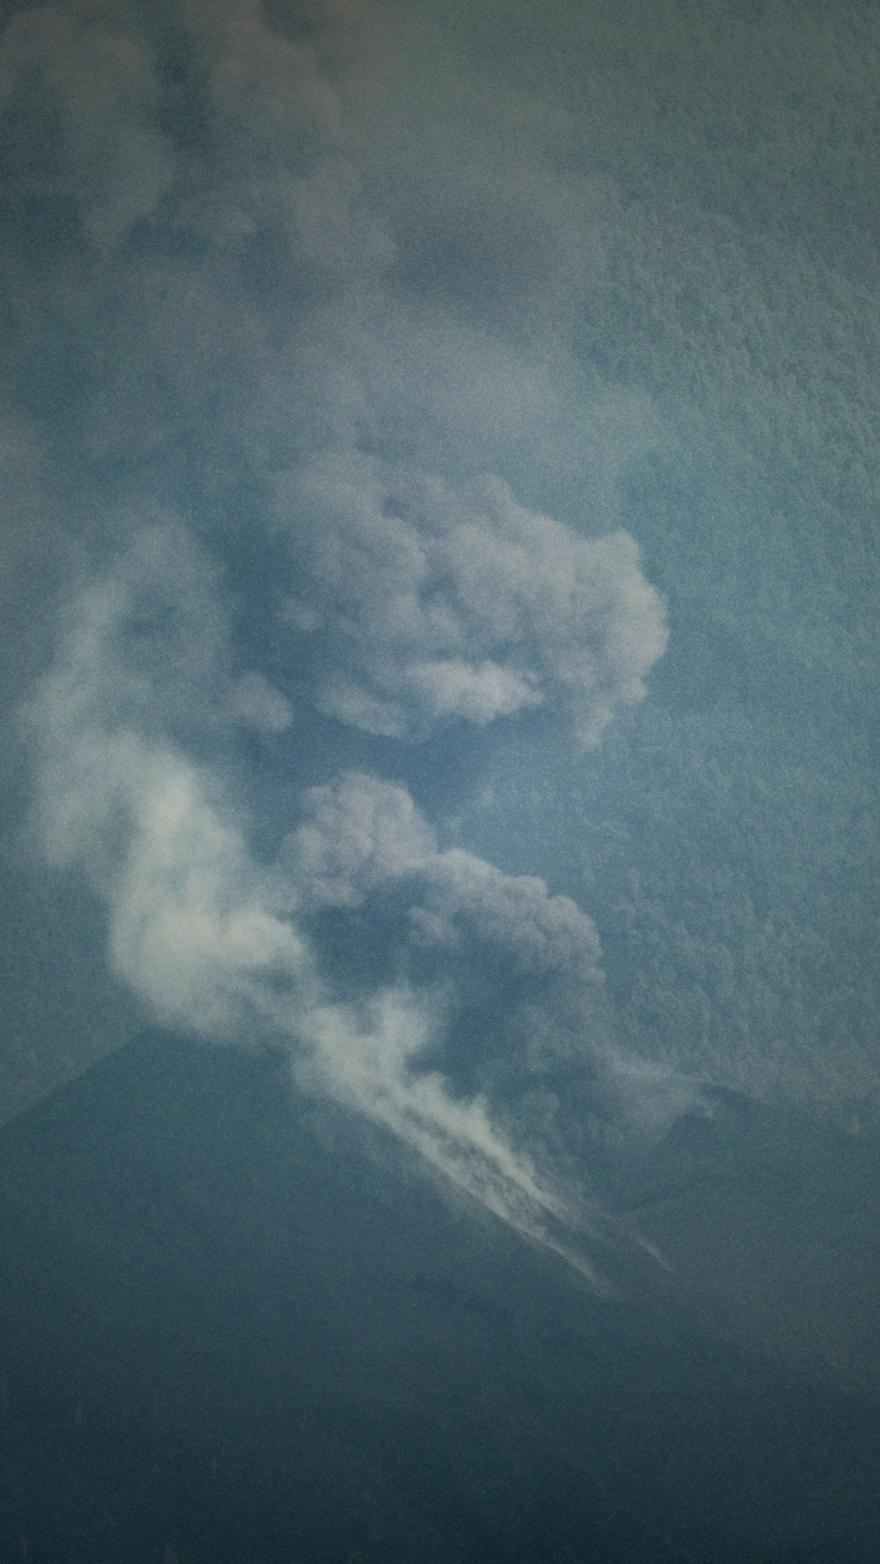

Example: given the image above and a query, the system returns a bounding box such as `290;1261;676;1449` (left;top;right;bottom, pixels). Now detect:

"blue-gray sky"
2;0;879;1256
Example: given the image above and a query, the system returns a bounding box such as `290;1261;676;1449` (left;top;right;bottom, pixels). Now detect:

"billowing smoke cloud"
285;770;607;1092
22;525;310;1040
274;452;667;742
6;0;683;1271
23;535;616;1263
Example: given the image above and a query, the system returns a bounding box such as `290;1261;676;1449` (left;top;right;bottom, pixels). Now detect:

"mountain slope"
1;1033;879;1563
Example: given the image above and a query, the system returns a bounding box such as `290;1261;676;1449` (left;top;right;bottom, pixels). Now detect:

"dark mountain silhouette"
2;1032;879;1562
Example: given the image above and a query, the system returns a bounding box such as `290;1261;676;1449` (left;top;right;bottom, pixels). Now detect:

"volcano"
1;1032;879;1562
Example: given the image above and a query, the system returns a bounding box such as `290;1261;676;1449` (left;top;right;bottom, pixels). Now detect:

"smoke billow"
272;452;667;743
7;0;685;1267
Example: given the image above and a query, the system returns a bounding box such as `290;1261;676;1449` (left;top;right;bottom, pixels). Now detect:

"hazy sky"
2;0;878;1255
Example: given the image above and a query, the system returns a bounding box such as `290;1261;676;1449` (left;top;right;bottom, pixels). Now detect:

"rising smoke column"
8;0;677;1267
